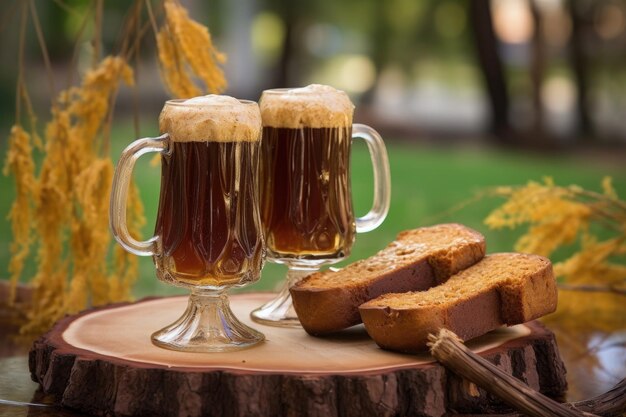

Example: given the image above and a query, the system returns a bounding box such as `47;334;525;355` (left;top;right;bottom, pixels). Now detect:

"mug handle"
352;124;391;233
109;134;169;256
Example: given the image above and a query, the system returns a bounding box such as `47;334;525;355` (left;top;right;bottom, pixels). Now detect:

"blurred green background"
1;120;624;297
1;0;626;297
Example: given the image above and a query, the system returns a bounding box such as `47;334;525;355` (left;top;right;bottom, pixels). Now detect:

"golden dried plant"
485;177;626;291
10;56;138;336
4;0;227;337
484;177;626;394
3;126;37;302
152;0;227;98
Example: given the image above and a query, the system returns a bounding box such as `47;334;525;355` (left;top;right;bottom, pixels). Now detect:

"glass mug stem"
250;266;318;327
152;289;264;352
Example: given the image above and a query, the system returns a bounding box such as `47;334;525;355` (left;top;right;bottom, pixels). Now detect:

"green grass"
1;121;625;298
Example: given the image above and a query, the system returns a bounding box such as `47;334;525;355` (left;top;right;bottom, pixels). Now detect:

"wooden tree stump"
29;293;567;417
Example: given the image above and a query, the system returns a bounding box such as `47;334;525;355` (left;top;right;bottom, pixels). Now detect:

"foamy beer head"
260;84;354;129
159;95;262;142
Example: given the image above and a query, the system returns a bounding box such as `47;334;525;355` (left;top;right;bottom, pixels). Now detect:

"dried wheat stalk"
428;329;626;417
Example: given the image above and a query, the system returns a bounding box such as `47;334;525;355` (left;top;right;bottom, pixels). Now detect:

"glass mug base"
250;267;317;328
250;283;301;327
152;289;264;352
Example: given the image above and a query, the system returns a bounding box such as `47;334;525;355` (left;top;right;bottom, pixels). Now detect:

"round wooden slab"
30;293;567;417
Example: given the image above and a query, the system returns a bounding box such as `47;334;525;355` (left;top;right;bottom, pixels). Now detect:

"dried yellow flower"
555;234;626;286
108;181;144;301
70;158;114;308
484;177;626;382
13;56;145;336
484;177;626;332
156;28;201;98
602;176;618;200
3;125;37;303
485;177;626;277
485;178;592;256
6;0;226;337
156;0;227;98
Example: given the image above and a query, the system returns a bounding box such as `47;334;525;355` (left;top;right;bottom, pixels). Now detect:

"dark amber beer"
259;85;356;263
153;96;264;287
260;126;354;259
154;140;263;287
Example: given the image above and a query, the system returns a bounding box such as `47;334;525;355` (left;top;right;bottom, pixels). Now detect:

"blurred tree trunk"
530;0;546;143
274;1;296;88
360;2;390;106
469;0;512;143
568;0;593;141
225;0;257;96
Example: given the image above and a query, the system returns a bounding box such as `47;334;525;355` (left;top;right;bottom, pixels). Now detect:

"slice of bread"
289;224;486;335
359;253;557;353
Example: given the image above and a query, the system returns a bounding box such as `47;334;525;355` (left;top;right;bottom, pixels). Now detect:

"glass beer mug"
110;95;266;352
250;84;391;327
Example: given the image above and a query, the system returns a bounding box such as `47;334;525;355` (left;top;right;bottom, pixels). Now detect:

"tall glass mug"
250;84;391;327
110;95;266;352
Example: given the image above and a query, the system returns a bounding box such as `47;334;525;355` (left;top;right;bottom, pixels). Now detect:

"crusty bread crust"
359;253;557;353
290;224;486;335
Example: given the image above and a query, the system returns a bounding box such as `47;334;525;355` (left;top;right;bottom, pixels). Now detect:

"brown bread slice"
290;224;486;335
359;253;557;353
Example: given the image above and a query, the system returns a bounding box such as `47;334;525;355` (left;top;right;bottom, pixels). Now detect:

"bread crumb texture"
297;224;485;289
362;253;553;313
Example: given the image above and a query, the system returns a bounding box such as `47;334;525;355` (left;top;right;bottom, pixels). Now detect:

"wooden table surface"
1;290;624;417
